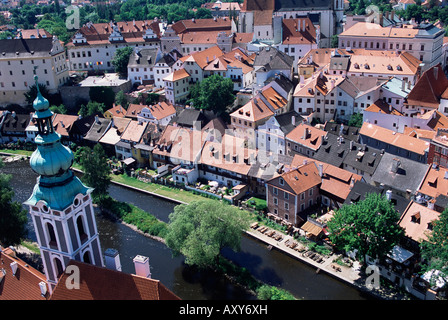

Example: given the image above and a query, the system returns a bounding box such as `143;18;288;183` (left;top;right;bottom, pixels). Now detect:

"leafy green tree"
24;83;50;106
189;74;235;116
115;90;129;109
348;112;363;128
256;285;297;300
89;86;115;108
111;46;134;78
78;144;111;201
327;193;404;262
165;200;250;269
420;208;448;279
78;101;106;117
0;159;28;247
50;104;67;114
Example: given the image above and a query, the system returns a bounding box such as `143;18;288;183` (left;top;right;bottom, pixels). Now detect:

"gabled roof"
282;17;316;45
120;120;148;143
398;201;440;243
105;104;127;118
126;104;145;118
127;48;159;68
171;17;232;34
253;46;294;71
1;112;30;133
99;117;131;146
180;45;224;69
360;122;430;155
84;116;111;142
407;64;448;108
290;154;363;202
52;114;79;138
0;247;49;300
364;99;404;116
163;68;190;82
286;123;327;151
230;97;274;123
417;165;448;199
371;153;429;194
268;161;321;195
49;260;180;300
142;102;176;121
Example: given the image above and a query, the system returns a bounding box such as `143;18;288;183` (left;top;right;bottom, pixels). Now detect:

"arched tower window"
76;215;88;243
54;257;64;278
46;222;58;249
83;251;92;264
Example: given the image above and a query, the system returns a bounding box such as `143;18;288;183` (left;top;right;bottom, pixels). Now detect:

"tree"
420;208;448;279
0;159;28;247
115;90;129;109
111;46;134;78
78;101;106;117
89;86;115;108
188;74;235;116
78;144;111;201
348;112;363;128
24;83;50;106
50;104;67;114
327;193;404;262
165;200;250;269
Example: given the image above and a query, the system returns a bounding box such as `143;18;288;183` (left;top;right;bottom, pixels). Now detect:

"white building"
67;20;161;72
338;22;444;70
0;36;69;106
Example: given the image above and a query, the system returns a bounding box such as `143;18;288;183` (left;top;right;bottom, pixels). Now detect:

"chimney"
349;178;355;189
391;158;401;173
386;189;392;201
303;127;308;139
133;255;151;278
318;163;323;177
427;199;435;210
39;281;47;297
10;261;18;276
350;140;354;150
292;116;296;126
104;248;122;271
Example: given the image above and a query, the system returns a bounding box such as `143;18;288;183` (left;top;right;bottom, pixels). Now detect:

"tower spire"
25;76;104;293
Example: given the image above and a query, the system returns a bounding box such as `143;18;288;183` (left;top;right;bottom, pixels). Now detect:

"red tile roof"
398;201;440;243
407;64;448;108
271;162;322;195
286;123;327;151
49;260;180;300
360;122;430;155
0;247;49;300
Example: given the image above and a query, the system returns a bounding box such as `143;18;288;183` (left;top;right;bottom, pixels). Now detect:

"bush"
256;285;296;300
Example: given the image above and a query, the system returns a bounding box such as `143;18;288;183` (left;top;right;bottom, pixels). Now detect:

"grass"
111;174;210;204
0;149;34;157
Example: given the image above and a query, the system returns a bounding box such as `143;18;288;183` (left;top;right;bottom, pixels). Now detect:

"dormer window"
411;212;420;224
279;178;284;185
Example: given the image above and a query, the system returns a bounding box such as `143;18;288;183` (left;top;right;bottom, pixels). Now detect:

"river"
2;160;370;300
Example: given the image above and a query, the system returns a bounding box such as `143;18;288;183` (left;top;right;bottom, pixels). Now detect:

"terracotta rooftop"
340;22;420;38
290;154;362;201
99;116;131;145
180;45;224;69
49;260;180;300
272;161;322;195
52;114;79;137
143;102;176;120
360;122;429;155
282;17;316;45
120;120;148;143
163;68;190;82
364;99;403;116
200;135;257;175
398;201;440;243
172;17;232;34
407;64;448;108
0;247;49;300
286;123;328;151
105;104;127;118
230;97;274;123
418;165;448;199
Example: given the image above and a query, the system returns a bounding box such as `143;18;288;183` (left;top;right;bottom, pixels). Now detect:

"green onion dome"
29;132;74;177
32;75;50;112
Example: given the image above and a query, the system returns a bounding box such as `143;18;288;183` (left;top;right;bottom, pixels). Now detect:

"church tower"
25;76;104;292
